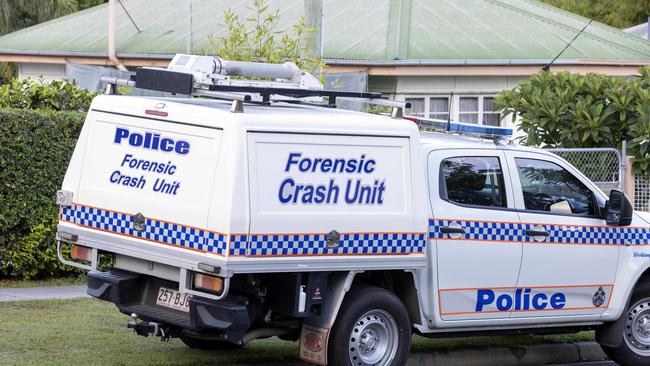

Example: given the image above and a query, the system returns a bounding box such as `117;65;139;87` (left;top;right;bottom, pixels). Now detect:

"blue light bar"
408;117;512;140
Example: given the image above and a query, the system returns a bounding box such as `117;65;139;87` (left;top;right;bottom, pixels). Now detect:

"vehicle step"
120;303;191;329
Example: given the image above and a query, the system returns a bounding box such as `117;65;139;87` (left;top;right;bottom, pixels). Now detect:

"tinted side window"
515;158;594;215
441;156;507;208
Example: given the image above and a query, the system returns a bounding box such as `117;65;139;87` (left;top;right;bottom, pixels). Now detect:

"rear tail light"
70;244;92;262
193;273;224;294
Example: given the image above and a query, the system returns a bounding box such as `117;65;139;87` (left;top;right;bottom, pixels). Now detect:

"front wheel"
599;284;650;366
327;286;411;366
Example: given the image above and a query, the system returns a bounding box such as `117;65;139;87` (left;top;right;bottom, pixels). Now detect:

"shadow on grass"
0;298;595;365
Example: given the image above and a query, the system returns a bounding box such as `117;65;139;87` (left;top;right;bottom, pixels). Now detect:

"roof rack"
101;54;408;118
406;116;513;141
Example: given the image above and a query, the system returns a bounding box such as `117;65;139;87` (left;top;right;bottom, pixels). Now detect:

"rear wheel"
599;283;650;366
327;286;411;366
179;334;243;350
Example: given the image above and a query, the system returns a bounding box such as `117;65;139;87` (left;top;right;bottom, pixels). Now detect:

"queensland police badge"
592;287;606;307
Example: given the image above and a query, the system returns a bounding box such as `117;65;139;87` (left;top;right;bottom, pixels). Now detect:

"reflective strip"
229;232;427;257
59;204;427;257
430;218;650;245
60;204;228;256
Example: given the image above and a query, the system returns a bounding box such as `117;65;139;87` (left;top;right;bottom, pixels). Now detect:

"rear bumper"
87;269;251;342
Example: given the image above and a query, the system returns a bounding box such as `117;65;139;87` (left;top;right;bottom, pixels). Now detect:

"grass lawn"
0;298;595;366
0;276;86;288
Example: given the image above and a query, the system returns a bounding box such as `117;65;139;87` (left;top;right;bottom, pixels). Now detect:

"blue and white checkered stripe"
229;232;427;256
229;235;248;256
430;219;650;245
59;205;228;256
430;219;525;242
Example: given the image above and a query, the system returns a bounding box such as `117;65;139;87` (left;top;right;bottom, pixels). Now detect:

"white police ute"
56;54;650;366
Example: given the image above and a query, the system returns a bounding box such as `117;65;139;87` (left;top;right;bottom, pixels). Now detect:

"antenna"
117;0;141;32
542;0;611;72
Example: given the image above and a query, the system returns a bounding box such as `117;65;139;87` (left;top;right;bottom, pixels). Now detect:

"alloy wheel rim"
348;309;399;366
624;297;650;356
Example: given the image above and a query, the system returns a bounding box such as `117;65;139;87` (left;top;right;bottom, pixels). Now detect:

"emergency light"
406;116;513;140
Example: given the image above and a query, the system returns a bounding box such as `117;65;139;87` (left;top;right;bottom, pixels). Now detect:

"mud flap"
300;324;329;365
299;271;358;365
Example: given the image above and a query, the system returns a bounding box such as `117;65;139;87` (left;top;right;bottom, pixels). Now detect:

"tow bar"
127;313;172;341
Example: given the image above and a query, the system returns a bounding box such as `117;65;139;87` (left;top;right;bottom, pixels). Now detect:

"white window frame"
401;93;501;126
455;94;500;126
403;95;450;121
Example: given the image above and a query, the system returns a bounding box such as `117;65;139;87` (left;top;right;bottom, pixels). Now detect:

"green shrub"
0;108;85;279
0;78;96;111
496;68;650;172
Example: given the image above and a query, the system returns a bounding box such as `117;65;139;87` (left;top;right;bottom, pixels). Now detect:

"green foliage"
207;0;324;74
495;69;650;172
540;0;650;29
0;78;96;111
0;0;104;81
363;104;392;114
0;108;85;279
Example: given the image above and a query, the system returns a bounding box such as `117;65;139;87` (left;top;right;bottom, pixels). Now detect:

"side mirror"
606;189;633;226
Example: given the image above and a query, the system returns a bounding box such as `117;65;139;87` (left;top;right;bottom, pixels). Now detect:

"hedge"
0;108;85;279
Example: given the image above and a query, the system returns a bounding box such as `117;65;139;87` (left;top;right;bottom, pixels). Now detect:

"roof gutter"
108;0;128;71
322;58;650;67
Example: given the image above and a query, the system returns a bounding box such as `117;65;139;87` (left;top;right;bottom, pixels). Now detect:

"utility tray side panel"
239;132;426;260
68;109;225;255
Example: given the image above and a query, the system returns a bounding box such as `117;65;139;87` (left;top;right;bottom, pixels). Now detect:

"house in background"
1;0;650;128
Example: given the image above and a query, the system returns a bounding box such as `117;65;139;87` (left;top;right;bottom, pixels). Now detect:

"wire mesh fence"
634;174;650;212
547;148;622;194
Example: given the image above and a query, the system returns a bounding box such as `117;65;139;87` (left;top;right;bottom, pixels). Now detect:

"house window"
429;97;449;120
483;97;500;126
458;96;501;125
459;97;479;124
405;97;426;117
405;96;450;120
403;94;501;126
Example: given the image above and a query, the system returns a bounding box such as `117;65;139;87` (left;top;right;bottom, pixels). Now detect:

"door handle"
440;226;466;235
525;229;549;237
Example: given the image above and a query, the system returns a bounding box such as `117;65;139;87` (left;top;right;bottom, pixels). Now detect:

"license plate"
156;287;191;312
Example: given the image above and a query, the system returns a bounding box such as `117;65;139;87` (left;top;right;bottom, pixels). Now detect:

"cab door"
505;151;618;319
428;149;523;321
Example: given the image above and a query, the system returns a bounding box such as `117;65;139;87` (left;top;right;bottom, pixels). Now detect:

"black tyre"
327;286;411;366
179;334;243;350
598;283;650;366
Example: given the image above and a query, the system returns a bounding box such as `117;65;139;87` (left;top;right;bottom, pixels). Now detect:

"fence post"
624;155;635;203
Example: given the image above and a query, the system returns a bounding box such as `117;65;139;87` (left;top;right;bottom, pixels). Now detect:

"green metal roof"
1;0;649;64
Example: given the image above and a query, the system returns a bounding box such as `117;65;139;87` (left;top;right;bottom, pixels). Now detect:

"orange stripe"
230;251;424;258
606;286;615;308
431;217;650;230
61;218;225;256
439;285;615;316
69;203;425;238
441;306;608;316
230;231;426;236
440;284;613;292
71;202;228;236
435;237;644;246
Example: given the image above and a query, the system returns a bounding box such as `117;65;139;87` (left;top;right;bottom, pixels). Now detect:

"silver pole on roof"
223;60;300;81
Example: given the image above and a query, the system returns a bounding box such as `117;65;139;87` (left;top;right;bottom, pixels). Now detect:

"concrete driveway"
0;285;87;302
